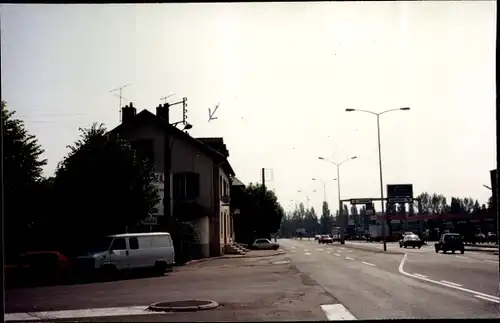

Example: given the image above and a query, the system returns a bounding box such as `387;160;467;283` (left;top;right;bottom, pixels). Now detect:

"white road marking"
334;254;341;257
316;248;324;251
455;256;469;259
273;260;291;265
291;246;296;249
304;249;310;252
4;306;161;322
362;261;375;267
345;257;355;260
413;273;428;278
484;259;497;264
320;304;357;321
440;280;462;287
327;251;331;254
340;247;346;250
305;252;312;256
474;294;500;304
399;253;500;301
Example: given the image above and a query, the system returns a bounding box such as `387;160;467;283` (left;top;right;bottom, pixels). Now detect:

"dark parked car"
399;234;423;249
434;233;465;254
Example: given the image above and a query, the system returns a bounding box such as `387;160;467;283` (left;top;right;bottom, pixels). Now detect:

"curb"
148;300;219;312
183;250;286;265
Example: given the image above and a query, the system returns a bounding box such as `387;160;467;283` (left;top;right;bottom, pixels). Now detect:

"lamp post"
318;156;357;244
297;189;317;210
312;178;337;204
346;107;410;251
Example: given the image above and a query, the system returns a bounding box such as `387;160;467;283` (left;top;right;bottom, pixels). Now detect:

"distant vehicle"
251;238;280;250
399;234;423;249
434;233;465;254
76;232;175;278
315;235;322;241
318;235;333;244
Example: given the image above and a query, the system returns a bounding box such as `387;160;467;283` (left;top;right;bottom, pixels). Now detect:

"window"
151;235;170;247
129;237;139;250
137;236;151;249
111;238;126;250
173;172;200;200
131;139;154;163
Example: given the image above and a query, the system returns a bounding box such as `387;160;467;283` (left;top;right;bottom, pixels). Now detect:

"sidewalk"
185;249;286;266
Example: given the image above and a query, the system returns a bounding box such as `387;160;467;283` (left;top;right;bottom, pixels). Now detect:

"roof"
232;177;245;187
110;109;235;176
196;138;229;157
110;232;171;238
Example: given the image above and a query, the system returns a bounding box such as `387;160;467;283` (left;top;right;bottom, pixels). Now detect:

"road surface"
281;238;498;319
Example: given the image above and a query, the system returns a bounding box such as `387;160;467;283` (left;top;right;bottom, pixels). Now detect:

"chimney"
156;103;170;123
121;102;136;124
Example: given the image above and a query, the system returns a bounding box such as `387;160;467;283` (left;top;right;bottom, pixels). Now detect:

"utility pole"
0;27;5;320
262;168;266;192
162;103;171;219
182;97;188;125
110;84;131;121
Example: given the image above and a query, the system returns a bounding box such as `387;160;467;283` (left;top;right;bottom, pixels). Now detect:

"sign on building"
141;216;158;226
152;172;165;216
350;198;373;205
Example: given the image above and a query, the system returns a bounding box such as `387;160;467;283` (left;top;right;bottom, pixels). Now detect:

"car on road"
434;233;465;254
399;234;423;249
318;235;333;244
251;238;280;250
315;235;322;241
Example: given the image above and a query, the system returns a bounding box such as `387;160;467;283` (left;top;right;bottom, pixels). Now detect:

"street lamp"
312;178;337;203
346;107;410;251
297;189;317;210
318;156;357;244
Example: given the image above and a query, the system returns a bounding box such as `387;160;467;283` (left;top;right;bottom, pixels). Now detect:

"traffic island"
148;300;219;312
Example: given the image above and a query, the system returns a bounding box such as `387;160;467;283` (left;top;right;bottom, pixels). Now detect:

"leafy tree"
49;123;160;254
472;200;481;214
2;102;48;259
320;201;333;234
237;183;284;242
408;203;415;216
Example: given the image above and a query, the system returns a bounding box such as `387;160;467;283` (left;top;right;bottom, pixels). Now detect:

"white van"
76;232;175;276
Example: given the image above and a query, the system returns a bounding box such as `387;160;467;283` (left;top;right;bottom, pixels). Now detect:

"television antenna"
110;83;131;122
208;102;220;122
160;93;176;104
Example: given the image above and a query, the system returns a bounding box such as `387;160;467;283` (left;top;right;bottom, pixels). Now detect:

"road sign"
387;184;413;198
221;196;231;206
350;198;372;205
141;216;158;226
388;197;413;204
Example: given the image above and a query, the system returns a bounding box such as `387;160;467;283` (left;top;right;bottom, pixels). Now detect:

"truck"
368;223;389;242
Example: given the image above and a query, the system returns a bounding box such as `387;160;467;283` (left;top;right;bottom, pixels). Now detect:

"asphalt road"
5;254;336;322
280;238;499;319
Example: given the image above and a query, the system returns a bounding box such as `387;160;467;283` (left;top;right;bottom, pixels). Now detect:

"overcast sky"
1;2;496;214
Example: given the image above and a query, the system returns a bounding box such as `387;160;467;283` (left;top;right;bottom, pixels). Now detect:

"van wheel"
100;265;117;281
154;261;167;276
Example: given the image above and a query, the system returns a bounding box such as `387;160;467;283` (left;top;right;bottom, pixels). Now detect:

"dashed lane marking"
316;248;324;251
362;261;375;267
347;250;353;253
484;260;496;264
455;256;469;259
345;257;355;261
327;251;331;254
320;304;357;320
305;252;312;256
440;280;462;287
334;254;341;257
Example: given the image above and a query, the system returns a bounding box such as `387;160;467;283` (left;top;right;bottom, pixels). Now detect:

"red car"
17;251;74;285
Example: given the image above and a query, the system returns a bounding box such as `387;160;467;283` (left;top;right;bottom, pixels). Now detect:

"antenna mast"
110;83;131;122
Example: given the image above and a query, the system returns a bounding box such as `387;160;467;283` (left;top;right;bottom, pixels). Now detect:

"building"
110;103;235;258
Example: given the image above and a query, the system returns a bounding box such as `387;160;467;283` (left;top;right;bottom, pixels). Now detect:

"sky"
1;2;497;215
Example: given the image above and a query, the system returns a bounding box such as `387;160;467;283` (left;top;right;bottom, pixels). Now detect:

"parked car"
16;251;73;285
75;232;175;278
318;235;333;244
251;238;280;250
434;233;465;254
314;235;322;241
399;234;423;249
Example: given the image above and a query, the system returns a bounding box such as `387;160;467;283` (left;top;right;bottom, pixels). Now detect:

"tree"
238;183;284;242
2;102;48;259
49;123;160;254
320;201;333;234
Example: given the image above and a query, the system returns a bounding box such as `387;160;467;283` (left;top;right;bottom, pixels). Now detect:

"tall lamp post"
346;107;410;251
297;189;317;210
318;156;357;244
312;178;337;204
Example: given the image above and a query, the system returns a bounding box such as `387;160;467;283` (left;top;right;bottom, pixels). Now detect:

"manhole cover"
149;300;219;312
